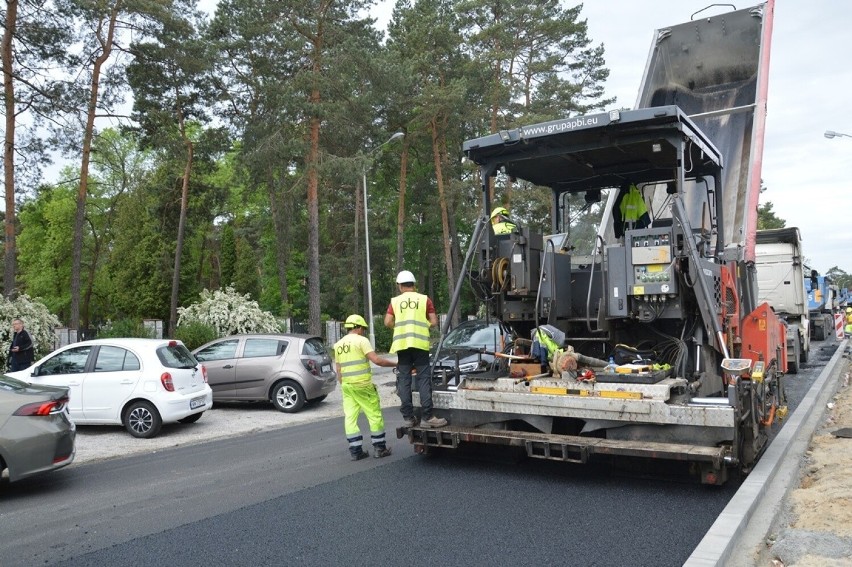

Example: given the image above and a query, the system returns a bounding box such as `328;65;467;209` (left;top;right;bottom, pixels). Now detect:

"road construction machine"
405;2;785;484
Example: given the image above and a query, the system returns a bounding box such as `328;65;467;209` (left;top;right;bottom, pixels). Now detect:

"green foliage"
827;267;852;290
174;321;218;351
757;201;786;230
0;295;62;369
16;185;77;320
233;229;260;299
12;0;666;338
97;319;154;339
177;286;280;336
372;319;394;353
220;223;236;288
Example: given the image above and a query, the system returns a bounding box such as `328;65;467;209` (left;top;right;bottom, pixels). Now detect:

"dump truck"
805;270;839;340
404;2;784;485
755;227;809;373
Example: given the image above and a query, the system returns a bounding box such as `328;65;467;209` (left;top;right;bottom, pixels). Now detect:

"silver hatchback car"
192;334;337;412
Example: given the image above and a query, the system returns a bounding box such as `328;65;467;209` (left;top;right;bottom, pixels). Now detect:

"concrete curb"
685;339;848;566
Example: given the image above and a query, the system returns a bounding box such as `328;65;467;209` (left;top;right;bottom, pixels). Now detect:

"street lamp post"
363;132;404;348
824;130;852;139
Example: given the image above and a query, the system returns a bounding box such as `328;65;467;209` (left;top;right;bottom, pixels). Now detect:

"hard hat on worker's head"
490;206;509;220
396;270;416;284
344;314;368;329
846;307;852;314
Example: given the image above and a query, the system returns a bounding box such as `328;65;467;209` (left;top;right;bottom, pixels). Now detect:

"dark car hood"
432;348;494;367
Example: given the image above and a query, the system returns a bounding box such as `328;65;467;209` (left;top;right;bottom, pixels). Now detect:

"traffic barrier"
834;313;844;340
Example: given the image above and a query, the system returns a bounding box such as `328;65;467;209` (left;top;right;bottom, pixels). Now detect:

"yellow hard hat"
846;307;852;314
490;206;509;220
344;314;368;329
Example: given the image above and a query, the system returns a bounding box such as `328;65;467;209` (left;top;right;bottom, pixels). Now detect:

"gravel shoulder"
71;368;401;465
758;354;852;566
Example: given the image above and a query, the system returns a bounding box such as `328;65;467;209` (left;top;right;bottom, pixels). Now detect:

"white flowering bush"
177;286;280;337
0;294;62;369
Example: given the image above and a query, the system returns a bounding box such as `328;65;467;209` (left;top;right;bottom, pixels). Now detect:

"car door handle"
222;364;234;369
120;379;134;384
68;381;81;387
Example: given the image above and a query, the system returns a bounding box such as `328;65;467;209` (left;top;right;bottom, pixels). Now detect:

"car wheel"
178;412;203;424
123;401;163;438
309;394;328;404
271;380;305;413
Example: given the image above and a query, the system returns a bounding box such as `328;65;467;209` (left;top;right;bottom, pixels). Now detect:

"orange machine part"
739;302;787;372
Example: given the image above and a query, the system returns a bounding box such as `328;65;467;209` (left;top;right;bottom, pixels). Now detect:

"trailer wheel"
813;319;826;341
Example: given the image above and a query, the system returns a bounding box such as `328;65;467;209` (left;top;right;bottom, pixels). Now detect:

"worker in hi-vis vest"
845;307;852;336
384;270;448;429
490;206;518;235
333;314;397;461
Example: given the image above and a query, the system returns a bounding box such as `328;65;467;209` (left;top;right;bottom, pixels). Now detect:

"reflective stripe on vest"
492;221;517;235
390;292;430;353
620;185;648;222
333;335;371;384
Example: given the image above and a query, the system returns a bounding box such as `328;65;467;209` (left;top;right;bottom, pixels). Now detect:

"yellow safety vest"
333;333;372;385
390;291;430;353
620;185;648;225
492;220;517;235
535;328;561;361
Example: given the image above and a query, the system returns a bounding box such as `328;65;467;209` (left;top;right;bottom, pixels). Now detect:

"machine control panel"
625;228;678;297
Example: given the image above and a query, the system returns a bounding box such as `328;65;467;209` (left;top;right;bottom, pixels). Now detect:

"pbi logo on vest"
400;298;420;310
336;344;351;355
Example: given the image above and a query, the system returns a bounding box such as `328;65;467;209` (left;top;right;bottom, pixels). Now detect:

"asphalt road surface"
0;340;837;567
3;410;739;567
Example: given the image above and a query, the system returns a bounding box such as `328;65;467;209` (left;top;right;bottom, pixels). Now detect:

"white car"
7;338;213;439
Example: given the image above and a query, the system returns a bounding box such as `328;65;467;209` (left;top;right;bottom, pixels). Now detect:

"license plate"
321;364;331;373
190;396;206;410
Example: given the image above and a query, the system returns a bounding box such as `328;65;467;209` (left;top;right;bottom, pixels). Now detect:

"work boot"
420;416;448;428
373;446;392;459
350;449;369;461
403;416;419;428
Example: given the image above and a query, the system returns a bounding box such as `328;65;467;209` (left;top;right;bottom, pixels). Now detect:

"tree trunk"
82;217;99;330
70;1;121;330
268;173;290;315
395;138;409;272
2;0;18;298
306;114;321;336
354;177;363;314
438;127;460;326
169;139;193;337
304;12;326;337
429;117;455;305
169;96;194;338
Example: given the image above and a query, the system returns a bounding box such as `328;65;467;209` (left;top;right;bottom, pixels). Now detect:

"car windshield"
157;343;198;369
443;323;503;350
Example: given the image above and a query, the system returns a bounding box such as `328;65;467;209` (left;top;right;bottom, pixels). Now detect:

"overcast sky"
370;0;851;273
192;1;851;272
